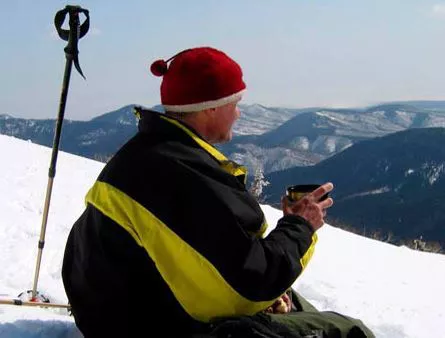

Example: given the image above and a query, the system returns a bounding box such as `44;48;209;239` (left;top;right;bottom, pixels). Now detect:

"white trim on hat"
163;89;246;113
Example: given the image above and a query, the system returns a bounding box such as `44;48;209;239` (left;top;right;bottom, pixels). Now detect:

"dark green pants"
267;291;375;338
192;292;375;338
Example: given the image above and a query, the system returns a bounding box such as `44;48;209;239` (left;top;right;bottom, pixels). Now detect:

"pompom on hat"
150;47;246;112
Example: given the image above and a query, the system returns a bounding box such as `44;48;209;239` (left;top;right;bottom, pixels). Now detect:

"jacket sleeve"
178;188;317;303
170;156;317;303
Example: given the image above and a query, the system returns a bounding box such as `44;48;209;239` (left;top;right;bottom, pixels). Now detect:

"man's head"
150;47;245;143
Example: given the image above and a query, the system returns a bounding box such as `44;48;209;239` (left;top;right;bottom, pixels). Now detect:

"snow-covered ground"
0;134;444;337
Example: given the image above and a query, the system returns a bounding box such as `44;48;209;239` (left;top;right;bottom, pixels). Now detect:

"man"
62;47;373;337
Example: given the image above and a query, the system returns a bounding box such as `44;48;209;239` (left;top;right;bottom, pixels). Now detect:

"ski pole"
30;5;90;301
0;298;71;309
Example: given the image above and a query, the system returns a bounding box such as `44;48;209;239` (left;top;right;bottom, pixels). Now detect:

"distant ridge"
264;127;445;245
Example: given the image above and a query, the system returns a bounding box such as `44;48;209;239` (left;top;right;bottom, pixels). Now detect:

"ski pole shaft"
31;58;73;299
0;298;71;309
31;5;89;299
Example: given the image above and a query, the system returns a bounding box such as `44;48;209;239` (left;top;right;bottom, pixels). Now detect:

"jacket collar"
134;107;248;183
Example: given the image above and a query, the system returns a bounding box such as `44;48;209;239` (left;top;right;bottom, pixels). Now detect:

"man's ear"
202;107;218;119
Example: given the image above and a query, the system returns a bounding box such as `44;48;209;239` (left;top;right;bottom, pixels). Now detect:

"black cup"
286;184;329;202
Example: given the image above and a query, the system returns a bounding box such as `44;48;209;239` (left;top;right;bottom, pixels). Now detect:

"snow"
290;136;310;151
421;162;445;185
233;104;297;136
315;111;347;124
1;135;445;337
405;169;415;176
343;187;391;199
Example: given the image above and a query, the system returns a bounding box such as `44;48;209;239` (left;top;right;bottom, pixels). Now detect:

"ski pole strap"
54;5;90;78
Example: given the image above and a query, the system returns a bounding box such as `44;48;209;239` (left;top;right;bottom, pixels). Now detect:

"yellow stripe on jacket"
85;181;276;322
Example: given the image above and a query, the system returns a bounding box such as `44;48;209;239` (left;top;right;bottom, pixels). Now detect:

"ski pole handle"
54;5;90;42
54;5;90;78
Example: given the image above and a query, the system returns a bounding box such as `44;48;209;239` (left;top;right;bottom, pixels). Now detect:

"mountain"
218;103;445;174
264;127;445;244
0;105;138;160
232;104;310;135
242;103;445;152
0;103;300;161
143;103;304;136
2;101;445;174
389;100;445;112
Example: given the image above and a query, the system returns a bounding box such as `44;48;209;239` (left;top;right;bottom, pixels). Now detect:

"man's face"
207;100;241;144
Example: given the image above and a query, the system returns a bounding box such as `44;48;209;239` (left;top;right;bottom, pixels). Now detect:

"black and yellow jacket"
62;109;317;337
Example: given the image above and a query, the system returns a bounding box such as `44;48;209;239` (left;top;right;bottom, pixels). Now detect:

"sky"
1;134;445;337
1;0;445;120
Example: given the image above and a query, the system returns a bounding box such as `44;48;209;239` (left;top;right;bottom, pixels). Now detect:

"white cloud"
432;4;445;17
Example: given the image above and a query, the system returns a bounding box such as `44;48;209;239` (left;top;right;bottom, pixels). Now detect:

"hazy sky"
2;0;445;120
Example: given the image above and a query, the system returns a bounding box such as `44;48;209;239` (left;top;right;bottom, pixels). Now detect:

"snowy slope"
233;104;300;135
0;135;444;337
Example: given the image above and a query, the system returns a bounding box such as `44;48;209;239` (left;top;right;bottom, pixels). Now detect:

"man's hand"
281;182;334;232
265;292;292;314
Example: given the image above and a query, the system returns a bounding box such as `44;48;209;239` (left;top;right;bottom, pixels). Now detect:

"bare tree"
249;167;270;201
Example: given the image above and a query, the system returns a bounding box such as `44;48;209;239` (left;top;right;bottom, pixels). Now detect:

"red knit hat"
150;47;246;112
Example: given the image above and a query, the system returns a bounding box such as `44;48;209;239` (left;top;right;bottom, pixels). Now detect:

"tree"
249;167;270;201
